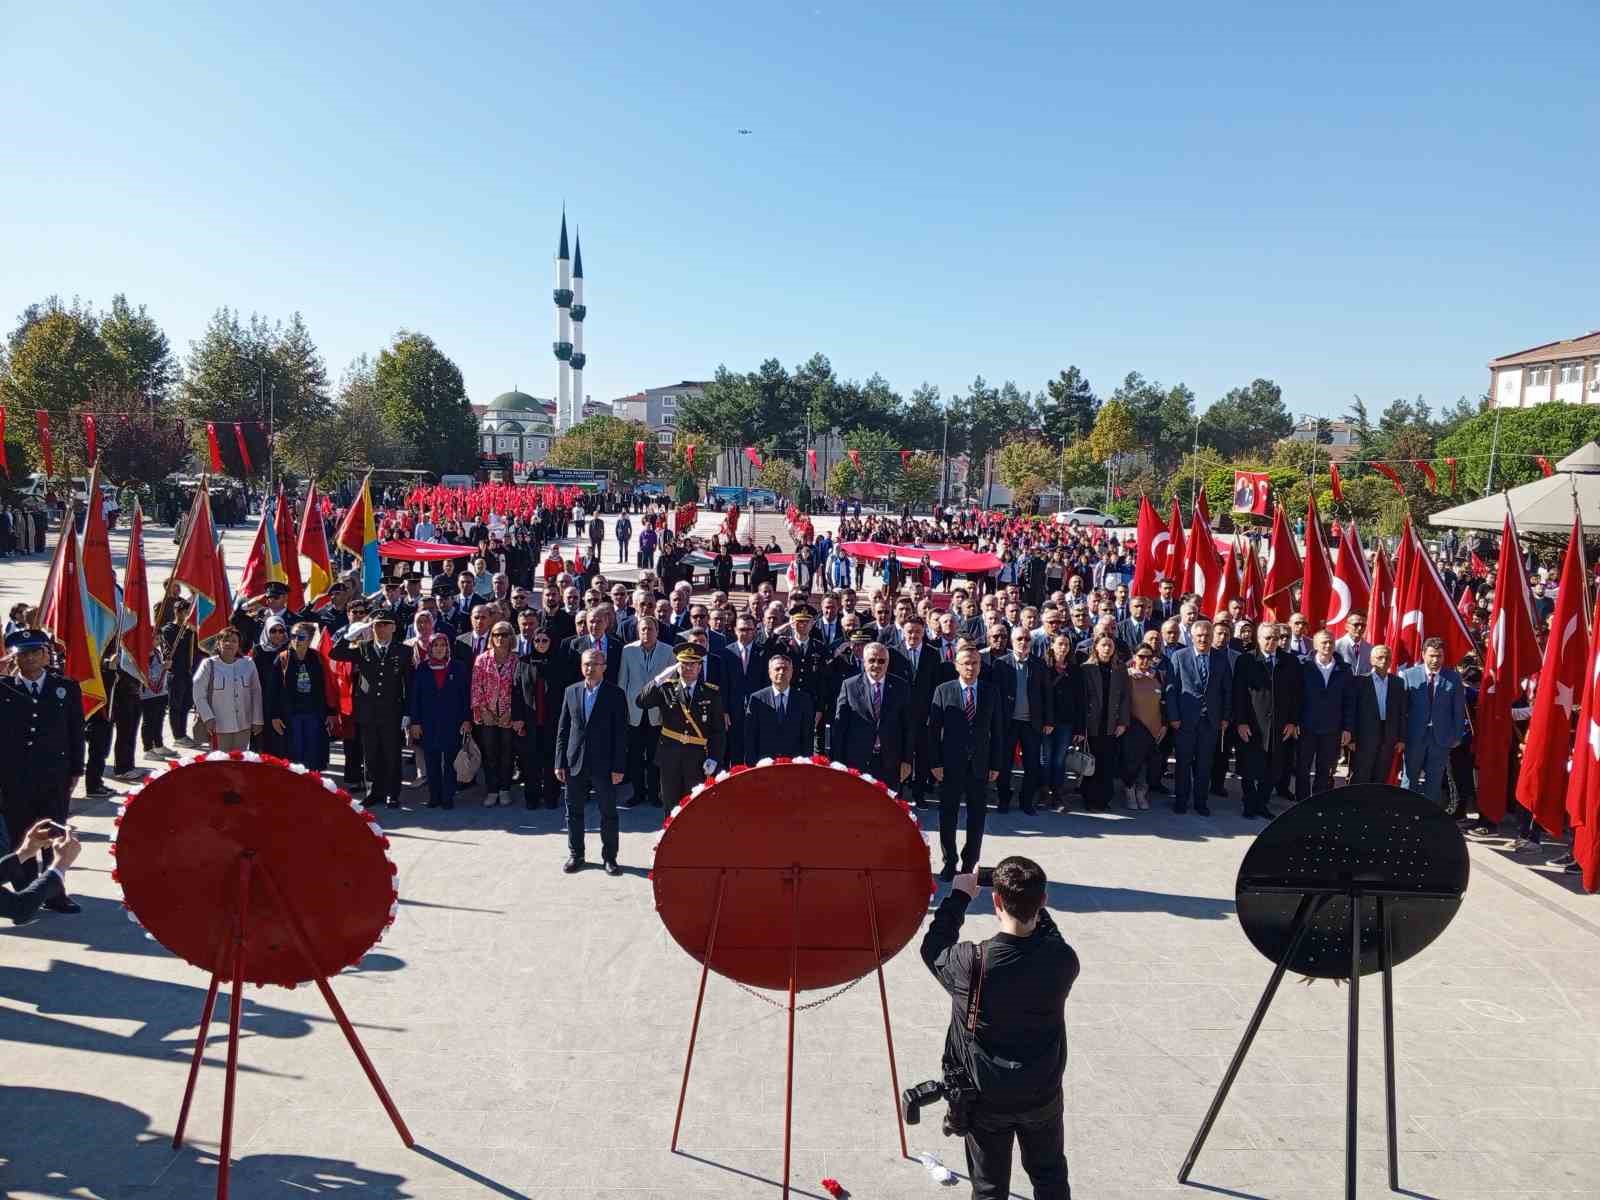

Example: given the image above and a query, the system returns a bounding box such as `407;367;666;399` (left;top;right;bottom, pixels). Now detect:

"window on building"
1560;363;1582;384
661;412;677;427
1528;367;1550;387
662;394;677;409
657;430;674;445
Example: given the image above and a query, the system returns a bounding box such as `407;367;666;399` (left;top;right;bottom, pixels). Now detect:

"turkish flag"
205;422;224;473
808;448;818;477
234;423;253;474
1457;581;1476;624
1366;539;1392;644
684;443;695;471
1469;551;1489;578
1414;461;1438;492
1231;470;1270;515
1184;502;1223;603
1128;495;1165;600
1194;488;1211;526
36;411;54;477
1262;505;1301;618
84;414;97;465
1475;511;1543;823
634;440;645;473
1387;520;1416;659
1163;497;1185;583
744;446;764;471
1239;538;1266;622
1519;516;1590;836
1300;496;1337;635
847;449;862;473
1536;456;1555;478
1393;520;1474;667
1568;600;1600;891
1328;518;1371;639
1330;462;1344;503
1373;462;1405;495
1210;537;1241;618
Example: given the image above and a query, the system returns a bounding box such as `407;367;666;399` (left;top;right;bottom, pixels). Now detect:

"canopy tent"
378;539;475;561
1427;443;1600;534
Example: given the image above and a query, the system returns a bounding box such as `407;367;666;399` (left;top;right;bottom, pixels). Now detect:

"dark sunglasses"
292;633;311;642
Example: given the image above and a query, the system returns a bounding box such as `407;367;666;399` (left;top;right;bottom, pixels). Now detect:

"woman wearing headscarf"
252;616;290;756
408;632;472;810
1041;631;1085;811
471;619;520;806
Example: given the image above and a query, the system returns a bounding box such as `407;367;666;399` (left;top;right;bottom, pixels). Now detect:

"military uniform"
767;633;828;751
0;665;85;885
329;617;412;807
635;661;726;808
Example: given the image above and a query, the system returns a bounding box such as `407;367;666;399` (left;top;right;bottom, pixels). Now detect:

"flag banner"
743;446;764;471
299;481;334;602
1300;496;1337;635
900;449;912;468
1195;488;1211;525
847;449;862;473
1239;539;1266;621
1367;539;1393;645
1128;495;1165;599
1210;538;1241;617
1475;511;1542;823
37;501;98;706
273;487;304;611
1568;594;1600;892
84;414;97;465
1415;461;1437;492
1184;501;1222;603
1519;515;1589;836
172;485;232;644
1163;497;1185;582
1232;470;1270;515
1536;455;1554;478
634;439;645;473
1328;519;1371;639
206;423;223;473
1329;462;1344;503
1445;457;1457;494
1469;550;1489;578
1394;520;1473;667
240;504;288;603
120;501;155;689
807;448;818;477
334;471;381;593
684;443;696;471
1372;461;1405;495
1262;505;1301;606
36;411;53;476
234;423;253;474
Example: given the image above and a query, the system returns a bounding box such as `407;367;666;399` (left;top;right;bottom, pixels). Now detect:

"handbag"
1064;748;1096;778
453;731;482;784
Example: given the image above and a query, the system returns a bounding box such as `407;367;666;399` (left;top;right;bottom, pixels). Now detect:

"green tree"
269;311;333;431
895;383;945;450
827;458;858;499
1038;366;1098;446
754;456;798;498
373;330;477;475
996;439;1059;511
840;427;901;501
955;376;1035;479
1201;379;1293;459
283;355;414;485
1087;398;1138;463
1;298;110;475
547;414;662;484
668;430;718;487
98;293;178;406
1436;404;1600;495
895;452;941;507
679;364;756;446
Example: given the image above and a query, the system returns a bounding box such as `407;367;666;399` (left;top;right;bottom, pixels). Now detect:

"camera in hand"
974;867;994;888
900;1066;978;1135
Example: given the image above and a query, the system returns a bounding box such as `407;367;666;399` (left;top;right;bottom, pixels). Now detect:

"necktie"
963;685;975;722
1198;653;1209;689
872;682;882;721
778;692;786;719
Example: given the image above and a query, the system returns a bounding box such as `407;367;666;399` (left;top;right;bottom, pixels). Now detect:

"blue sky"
4;2;1596;421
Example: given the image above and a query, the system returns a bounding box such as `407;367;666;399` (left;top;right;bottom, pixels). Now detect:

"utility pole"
1485;403;1503;496
940;404;950;506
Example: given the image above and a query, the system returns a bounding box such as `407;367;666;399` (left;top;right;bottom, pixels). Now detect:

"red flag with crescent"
684;443;695;471
744;446;763;471
1300;495;1337;635
37;411;54;476
1372;462;1405;495
1536;455;1555;478
1327;519;1371;639
1128;495;1164;600
1475;510;1541;823
205;423;223;473
847;449;862;473
234;423;253;474
1329;461;1344;503
634;440;645;473
1163;497;1185;582
84;414;97;465
807;449;818;477
1262;505;1301;615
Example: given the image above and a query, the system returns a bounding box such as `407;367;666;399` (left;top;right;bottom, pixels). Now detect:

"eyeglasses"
492;632;514;639
292;633;311;642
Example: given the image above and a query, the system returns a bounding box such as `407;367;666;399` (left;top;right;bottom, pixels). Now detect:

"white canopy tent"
1427;443;1600;534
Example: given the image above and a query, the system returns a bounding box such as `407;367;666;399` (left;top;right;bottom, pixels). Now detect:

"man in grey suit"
555;648;629;875
1163;618;1233;816
1349;644;1407;784
1400;637;1466;807
618;615;675;807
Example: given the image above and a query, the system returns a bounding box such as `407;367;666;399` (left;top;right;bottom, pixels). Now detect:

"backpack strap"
964;940;988;1034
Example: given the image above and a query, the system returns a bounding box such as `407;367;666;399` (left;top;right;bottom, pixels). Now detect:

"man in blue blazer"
554;647;630;876
1297;631;1356;801
1163;618;1234;815
746;652;817;760
929;646;1006;880
720;614;768;764
1400;636;1467;805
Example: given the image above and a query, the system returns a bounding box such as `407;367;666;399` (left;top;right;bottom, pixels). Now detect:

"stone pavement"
3;514;1600;1198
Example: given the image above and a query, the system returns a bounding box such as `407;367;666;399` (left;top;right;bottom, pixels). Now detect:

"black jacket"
0;673;86;779
745;686;817;760
929;678;1007;776
329;637;412;725
830;673;912;774
1231;651;1305;753
989;653;1053;733
553;680;629;777
920;890;1080;1112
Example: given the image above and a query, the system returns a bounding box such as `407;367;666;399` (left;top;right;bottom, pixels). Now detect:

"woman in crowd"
511;626;562;808
409;631;473;809
472;619;520;806
191;626;263;751
1079;633;1130;811
138;628;173;760
1122;643;1167;809
270;621;332;768
1042;632;1085;811
252;617;290;757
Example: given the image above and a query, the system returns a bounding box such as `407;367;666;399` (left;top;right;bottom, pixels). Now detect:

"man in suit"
1350;644;1407;784
636;643;727;810
1163;618;1233;816
1334;612;1374;677
618;614;676;807
893;614;943;803
720;614;767;764
0;818;82;923
1400;636;1467;807
929;646;1006;880
1285;612;1314;659
1154;579;1180;624
746;652;817;760
329;609;413;809
555;647;629;874
454;603;495;668
767;602;830;752
831;641;913;784
990;625;1053;814
587;513;606;561
1231;623;1303;818
0;629;86;912
1297;631;1355;800
1117;596;1158;654
569;603;625;686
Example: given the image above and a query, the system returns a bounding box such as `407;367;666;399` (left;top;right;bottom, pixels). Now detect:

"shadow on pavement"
933;880;1234;922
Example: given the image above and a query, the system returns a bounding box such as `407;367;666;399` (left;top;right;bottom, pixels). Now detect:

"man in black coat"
0;818;82;923
745;652;817;760
1230;623;1304;818
830;641;913;784
891;615;944;803
1297;631;1356;801
0;629;87;912
329;610;412;809
989;625;1053;814
1349;644;1407;785
554;646;629;874
929;646;1006;880
719;614;767;764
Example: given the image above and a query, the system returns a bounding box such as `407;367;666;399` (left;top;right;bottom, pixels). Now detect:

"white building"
1488;330;1600;408
611;381;709;447
478;390;556;465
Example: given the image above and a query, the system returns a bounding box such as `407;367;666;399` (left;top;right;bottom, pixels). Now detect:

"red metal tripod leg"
255;863;413;1147
671;870;728;1151
864;871;909;1159
782;866;800;1200
172;966;223;1149
216;856;253;1200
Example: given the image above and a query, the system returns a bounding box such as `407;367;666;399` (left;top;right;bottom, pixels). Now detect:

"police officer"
634;643;726;808
767;601;829;752
329;607;412;808
0;629;86;913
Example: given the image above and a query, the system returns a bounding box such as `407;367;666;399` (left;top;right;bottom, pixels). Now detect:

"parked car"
1058;506;1117;528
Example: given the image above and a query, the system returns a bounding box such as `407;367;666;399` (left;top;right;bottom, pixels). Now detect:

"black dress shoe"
562;857;585;873
603;860;623;877
1195;803;1211;816
44;896;82;914
938;862;957;882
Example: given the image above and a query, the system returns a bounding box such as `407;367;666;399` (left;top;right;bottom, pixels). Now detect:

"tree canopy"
373;331;478;476
547;414;662;483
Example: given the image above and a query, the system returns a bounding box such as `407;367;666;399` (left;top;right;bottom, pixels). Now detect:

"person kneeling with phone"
920;856;1080;1199
1;819;82;924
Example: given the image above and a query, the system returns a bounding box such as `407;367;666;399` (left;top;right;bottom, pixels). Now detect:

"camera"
975;867;994;888
900;1066;978;1135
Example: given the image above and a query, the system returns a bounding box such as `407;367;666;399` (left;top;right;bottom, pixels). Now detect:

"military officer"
232;580;299;649
767;602;830;752
329;608;412;808
0;629;86;912
634;643;727;808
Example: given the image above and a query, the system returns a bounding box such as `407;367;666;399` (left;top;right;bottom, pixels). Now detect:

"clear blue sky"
4;2;1596;422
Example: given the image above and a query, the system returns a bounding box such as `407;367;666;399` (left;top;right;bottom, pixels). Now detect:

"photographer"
920;856;1079;1200
1;818;83;923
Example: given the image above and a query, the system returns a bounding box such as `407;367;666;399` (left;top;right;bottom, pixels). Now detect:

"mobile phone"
975;867;994;888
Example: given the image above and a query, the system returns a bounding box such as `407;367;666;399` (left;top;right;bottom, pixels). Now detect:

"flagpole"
1485;404;1503;497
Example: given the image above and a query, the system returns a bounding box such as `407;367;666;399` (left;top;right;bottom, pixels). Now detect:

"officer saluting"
768;602;829;752
329;608;412;809
635;643;726;808
0;629;86;913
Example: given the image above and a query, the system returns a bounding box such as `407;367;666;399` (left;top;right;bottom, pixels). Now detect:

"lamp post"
1191;414;1203;510
939;402;950;506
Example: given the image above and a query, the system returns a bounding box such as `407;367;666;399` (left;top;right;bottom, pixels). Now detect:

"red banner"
1414;460;1437;492
84;413;97;465
634;439;645;473
1231;470;1270;515
1329;462;1344;503
743;446;763;471
1372;461;1405;495
36;411;53;477
1536;455;1554;477
1444;457;1457;494
900;449;912;469
685;443;695;471
206;423;223;473
807;448;817;477
847;449;862;473
234;422;253;474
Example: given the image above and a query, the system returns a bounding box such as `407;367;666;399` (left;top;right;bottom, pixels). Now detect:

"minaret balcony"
553;341;573;360
569;352;587;370
569;304;586;322
553;288;574;308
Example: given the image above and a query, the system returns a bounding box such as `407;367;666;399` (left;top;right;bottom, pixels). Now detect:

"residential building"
1488;330;1600;409
611;381;709;446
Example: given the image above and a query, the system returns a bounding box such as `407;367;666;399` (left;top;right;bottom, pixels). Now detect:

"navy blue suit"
1297;657;1356;800
720;639;768;763
1163;646;1233;811
929;678;1007;872
1400;665;1467;804
746;686;817;761
831;673;912;781
554;680;629;863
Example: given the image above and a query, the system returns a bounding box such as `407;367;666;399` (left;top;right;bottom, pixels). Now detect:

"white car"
1057;506;1117;528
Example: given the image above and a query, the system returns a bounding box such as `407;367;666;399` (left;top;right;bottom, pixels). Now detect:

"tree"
895;452;941;507
1201;378;1293;459
668;430;718;486
93;406;193;487
178;308;280;476
1;298;110;475
895;383;945;450
754;456;797;498
1436;404;1600;496
827;458;857;499
840;427;901;501
996;439;1059;511
679;364;756;446
269;311;332;431
547;414;662;483
1347;395;1377;456
373;330;478;475
98;294;177;406
282;355;414;485
1087;398;1138;463
1038;366;1098;446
